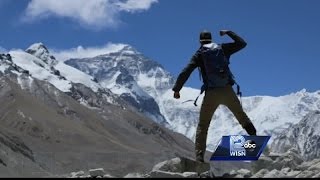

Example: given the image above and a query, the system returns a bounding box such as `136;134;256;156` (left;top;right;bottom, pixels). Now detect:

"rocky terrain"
65;150;320;178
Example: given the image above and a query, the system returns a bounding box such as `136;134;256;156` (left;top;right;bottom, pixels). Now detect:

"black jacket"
172;31;247;92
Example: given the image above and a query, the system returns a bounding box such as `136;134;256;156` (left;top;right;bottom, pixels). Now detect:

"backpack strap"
198;67;202;81
235;81;243;107
193;94;201;107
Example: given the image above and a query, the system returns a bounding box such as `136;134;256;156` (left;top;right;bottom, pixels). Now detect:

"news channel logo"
210;135;270;161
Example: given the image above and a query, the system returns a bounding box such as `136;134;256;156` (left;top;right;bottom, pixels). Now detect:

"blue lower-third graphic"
210;135;270;161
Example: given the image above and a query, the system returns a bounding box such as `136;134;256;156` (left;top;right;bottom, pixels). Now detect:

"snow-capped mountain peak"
64;44;172;124
118;44;140;55
26;42;57;66
26;42;48;53
91;44;140;60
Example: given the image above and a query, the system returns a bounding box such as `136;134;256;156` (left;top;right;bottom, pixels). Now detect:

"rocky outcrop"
64;147;320;178
221;148;320;178
89;168;105;178
138;148;320;178
146;157;212;178
69;168;114;178
0;132;34;162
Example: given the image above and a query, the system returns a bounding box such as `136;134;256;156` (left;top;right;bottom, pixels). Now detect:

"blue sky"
0;0;319;96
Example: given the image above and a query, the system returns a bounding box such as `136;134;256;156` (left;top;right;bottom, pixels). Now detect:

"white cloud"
23;0;158;30
116;0;158;12
50;43;127;61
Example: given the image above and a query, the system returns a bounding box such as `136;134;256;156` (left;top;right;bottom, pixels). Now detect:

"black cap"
199;30;212;42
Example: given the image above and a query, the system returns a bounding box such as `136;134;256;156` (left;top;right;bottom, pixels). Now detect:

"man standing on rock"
172;29;257;162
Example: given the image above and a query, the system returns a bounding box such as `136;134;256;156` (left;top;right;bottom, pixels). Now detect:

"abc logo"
244;140;256;152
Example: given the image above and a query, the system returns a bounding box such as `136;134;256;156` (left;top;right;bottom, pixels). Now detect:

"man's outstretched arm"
172;55;199;96
221;30;247;56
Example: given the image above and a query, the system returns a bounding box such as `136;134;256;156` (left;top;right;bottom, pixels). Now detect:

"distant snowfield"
55;61;100;92
8;46;101;93
10;50;72;92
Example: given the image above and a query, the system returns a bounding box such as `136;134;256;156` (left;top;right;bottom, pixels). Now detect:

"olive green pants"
195;85;256;159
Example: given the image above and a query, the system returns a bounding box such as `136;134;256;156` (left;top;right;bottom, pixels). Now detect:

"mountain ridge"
0;44;195;177
2;42;320;155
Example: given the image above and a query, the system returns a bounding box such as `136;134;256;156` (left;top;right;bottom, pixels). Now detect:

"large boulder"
70;171;85;178
89;168;105;178
307;161;320;171
285;170;302;178
152;156;210;174
147;156;211;178
272;148;303;170
312;172;320;178
251;156;274;173
251;169;269;178
210;160;252;177
149;170;186;178
296;170;315;178
123;173;143;178
263;169;286;178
